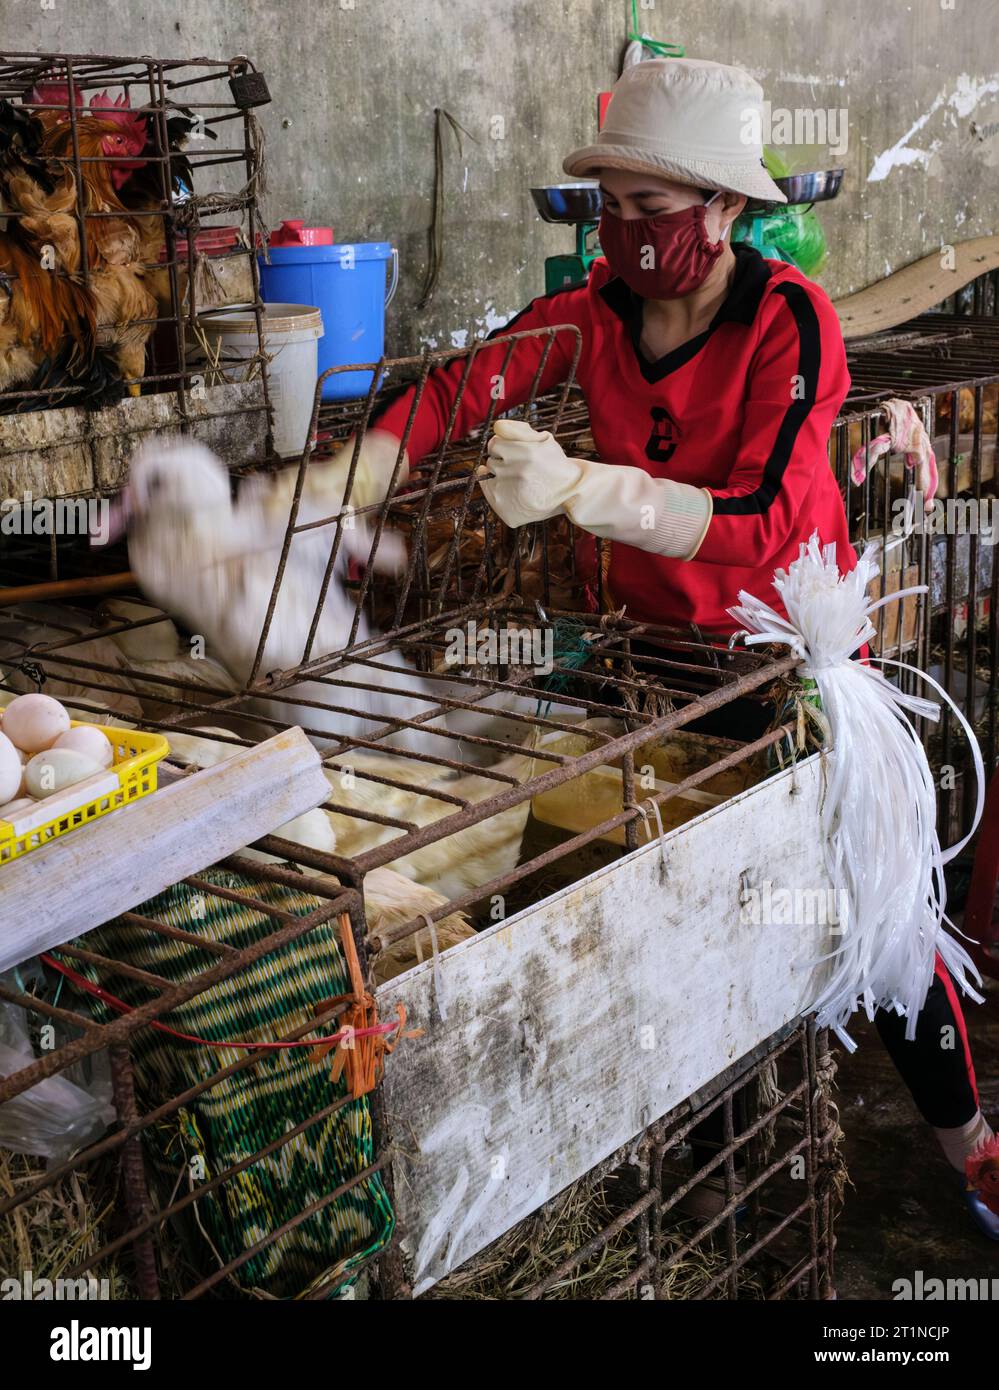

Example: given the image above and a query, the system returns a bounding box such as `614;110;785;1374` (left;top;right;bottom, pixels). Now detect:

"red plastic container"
267;219;335;247
158;226;242;262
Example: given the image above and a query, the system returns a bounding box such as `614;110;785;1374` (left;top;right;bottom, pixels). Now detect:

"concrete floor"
833;974;999;1299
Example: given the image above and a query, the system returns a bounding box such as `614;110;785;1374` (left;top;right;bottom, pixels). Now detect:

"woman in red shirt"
344;57;997;1238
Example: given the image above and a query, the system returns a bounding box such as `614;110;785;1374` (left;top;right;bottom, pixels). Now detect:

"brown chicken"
0;103;98;397
34;116;161;394
0;93;164;403
0;228;96;395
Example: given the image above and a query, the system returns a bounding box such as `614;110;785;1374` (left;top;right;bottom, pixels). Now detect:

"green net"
733;148;828;277
65;869;394;1299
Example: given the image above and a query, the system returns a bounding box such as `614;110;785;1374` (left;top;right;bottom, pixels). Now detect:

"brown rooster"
0;88;211;403
0;230;96;396
35;114;161;394
0;93;163;405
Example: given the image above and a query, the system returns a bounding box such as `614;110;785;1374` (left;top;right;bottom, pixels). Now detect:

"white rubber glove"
333;428;411;511
481;418;713;560
256;428;410;522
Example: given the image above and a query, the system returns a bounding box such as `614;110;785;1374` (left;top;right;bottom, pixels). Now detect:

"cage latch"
309;913;421;1099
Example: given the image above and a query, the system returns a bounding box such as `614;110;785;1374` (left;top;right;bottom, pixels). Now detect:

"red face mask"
597;195;727;299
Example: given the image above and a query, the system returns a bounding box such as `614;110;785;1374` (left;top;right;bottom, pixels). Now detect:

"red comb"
89;89;131;115
90;90;148;161
27;81;83;111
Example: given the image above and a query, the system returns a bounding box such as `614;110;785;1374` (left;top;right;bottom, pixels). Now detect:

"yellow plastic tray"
0;723;169;865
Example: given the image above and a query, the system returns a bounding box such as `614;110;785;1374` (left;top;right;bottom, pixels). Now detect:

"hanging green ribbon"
628;0;685;58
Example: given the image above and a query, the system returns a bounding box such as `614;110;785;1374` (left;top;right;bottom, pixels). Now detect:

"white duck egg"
0;731;22;804
25;747;102;799
53;725;114;768
3;693;71;753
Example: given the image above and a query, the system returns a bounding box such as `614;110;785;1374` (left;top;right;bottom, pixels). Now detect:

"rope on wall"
418;107;475;311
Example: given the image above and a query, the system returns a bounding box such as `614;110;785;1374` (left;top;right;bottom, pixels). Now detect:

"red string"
39;952;400;1052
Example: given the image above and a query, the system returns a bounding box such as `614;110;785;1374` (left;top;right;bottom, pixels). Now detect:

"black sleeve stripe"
712;282;821;517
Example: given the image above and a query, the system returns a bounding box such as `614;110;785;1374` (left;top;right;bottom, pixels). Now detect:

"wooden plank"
0;727;329;973
870;559;922;656
834;235;999;339
376;754;833;1294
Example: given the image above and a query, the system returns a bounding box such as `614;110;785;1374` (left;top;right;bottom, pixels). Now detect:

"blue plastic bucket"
258;241;399;401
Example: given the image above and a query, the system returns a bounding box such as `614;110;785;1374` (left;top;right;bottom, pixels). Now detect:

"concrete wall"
4;0;997;355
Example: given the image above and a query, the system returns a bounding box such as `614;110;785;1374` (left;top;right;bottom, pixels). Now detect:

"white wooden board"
376;753;834;1295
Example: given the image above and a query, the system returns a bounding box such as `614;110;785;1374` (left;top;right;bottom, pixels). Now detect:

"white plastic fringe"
728;533;985;1050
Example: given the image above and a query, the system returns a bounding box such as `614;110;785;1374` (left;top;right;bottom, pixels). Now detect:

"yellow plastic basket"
0;723;169;865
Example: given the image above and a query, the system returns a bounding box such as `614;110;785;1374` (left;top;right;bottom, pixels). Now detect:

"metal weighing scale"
530;169;844;292
735;167;844;263
531;182;603;294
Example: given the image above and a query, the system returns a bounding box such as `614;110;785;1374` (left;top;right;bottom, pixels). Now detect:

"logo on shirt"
645;406;681;464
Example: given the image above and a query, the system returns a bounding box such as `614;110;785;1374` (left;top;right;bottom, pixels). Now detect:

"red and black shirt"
377;244;855;634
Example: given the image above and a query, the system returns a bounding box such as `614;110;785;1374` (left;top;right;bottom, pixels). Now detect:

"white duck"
164;725;476;984
165;722;537;911
0;602;144;724
114;439;462;760
323;745;538;902
96;597;241;721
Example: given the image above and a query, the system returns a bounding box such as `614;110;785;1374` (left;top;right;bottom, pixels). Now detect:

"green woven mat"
66;869;394;1299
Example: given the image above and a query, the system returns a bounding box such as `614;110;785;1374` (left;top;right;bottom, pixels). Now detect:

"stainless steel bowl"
772;168;844;205
530;182;603;224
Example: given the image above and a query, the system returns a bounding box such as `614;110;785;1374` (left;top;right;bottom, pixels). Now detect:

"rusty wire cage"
0;49;272;454
834;311;999;844
1;264;996;1298
0;322;830;1300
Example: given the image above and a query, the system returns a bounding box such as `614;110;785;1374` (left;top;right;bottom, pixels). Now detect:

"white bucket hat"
563;58;787;204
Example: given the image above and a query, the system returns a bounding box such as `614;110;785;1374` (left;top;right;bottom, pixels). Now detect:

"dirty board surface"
377;754;832;1295
0;728;328;974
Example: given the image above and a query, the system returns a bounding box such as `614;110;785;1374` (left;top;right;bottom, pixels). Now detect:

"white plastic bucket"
198;302;324;458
